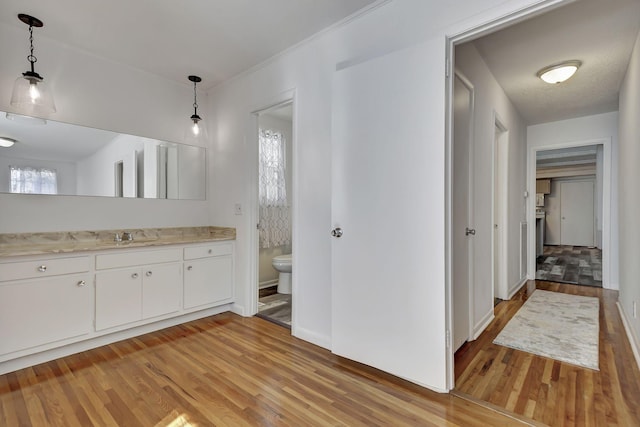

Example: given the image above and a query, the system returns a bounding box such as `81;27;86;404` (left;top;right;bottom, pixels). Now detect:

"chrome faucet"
123;231;134;241
114;232;122;242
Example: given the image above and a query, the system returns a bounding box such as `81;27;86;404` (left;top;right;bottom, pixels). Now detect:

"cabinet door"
96;268;142;331
0;274;91;357
184;256;233;309
142;263;181;319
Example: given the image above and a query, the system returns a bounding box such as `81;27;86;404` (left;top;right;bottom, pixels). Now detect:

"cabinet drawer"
184;243;233;260
0;256;90;282
96;248;181;270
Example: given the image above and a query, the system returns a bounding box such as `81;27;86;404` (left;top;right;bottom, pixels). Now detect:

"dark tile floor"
535;245;602;287
257;286;291;328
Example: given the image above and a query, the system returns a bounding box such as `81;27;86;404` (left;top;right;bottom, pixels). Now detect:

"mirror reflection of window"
10;166;57;194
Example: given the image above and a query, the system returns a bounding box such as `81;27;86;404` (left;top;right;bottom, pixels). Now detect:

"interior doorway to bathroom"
255;102;294;328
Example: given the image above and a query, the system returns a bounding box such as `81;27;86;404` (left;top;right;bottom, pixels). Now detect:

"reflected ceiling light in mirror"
184;75;208;144
10;14;56;117
537;60;582;84
0;137;17;148
5;112;47;126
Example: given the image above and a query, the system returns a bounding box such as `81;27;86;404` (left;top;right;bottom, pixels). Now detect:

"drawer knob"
208;249;213;254
37;265;47;272
187;265;193;271
146;271;153;277
132;273;139;279
77;280;86;287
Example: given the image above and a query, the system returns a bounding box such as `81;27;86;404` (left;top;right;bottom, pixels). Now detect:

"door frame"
444;0;572;391
246;89;297;331
528;138;612;288
493;115;509;300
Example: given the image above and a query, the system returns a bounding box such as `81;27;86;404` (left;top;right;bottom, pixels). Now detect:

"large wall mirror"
0;112;206;200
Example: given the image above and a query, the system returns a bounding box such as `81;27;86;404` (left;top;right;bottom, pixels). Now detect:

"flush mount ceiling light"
0;137;17;148
537;60;582;84
10;14;56;116
184;75;208;144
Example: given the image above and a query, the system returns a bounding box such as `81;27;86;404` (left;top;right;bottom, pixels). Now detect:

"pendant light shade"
184;75;208;144
10;14;56;117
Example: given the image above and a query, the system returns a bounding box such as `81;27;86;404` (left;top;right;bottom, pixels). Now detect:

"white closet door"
331;42;445;388
560;180;594;246
452;74;473;351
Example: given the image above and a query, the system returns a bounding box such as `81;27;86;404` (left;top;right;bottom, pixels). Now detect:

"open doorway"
255;102;294;328
447;0;632;402
534;144;605;287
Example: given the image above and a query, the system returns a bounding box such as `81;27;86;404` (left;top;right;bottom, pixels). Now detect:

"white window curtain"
10;166;58;195
258;128;291;248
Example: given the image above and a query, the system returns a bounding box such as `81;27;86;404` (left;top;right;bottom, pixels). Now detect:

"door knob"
331;227;343;238
465;227;476;236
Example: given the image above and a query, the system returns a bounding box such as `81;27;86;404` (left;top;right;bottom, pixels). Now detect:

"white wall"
0;23;209;233
527;112;619;288
618;31;640;357
207;0;548;391
0;156;76;195
455;43;528;326
77;134;144;198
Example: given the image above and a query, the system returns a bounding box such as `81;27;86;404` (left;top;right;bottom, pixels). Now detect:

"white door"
560;181;594;246
332;43;443;386
452;74;473;351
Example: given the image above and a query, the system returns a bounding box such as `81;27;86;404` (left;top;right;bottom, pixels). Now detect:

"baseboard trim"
293;326;330;350
507;277;528;300
617;301;640;370
259;279;278;289
473;309;494;340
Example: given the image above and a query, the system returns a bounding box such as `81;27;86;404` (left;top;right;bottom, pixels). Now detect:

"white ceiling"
0;0;380;90
0;113;118;162
469;0;640;125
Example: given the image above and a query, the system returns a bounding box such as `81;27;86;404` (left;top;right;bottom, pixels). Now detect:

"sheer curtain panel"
258;129;291;248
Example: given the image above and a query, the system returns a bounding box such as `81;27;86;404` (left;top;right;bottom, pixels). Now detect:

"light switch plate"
234;203;242;215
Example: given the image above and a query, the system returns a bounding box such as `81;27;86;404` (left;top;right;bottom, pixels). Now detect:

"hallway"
455;281;640;426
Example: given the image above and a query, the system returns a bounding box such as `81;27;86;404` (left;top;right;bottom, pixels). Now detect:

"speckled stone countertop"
0;226;236;257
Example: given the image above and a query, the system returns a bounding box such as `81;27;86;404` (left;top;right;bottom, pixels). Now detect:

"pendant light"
184;75;208;144
10;14;56;116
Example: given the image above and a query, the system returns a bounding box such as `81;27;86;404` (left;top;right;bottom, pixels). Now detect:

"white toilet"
271;254;292;294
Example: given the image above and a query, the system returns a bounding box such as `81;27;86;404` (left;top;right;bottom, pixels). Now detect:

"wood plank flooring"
0;313;524;426
455;281;640;426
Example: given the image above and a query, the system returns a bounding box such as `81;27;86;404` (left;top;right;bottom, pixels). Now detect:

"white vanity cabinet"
183;242;233;309
95;248;182;331
0;236;234;375
0;256;92;358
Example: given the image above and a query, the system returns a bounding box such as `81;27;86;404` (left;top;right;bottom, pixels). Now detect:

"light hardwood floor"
455;281;640;426
0;313;525;426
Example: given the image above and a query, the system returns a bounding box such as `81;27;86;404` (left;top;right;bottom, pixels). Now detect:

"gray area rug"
494;290;599;370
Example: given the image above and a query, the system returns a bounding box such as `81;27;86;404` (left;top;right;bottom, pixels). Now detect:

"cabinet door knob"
208;249;213;254
146;271;153;277
37;265;47;272
131;273;139;279
187;265;193;271
77;280;86;287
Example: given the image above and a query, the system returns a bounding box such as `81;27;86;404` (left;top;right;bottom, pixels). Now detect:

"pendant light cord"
192;80;198;116
27;24;37;73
